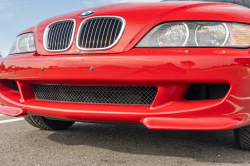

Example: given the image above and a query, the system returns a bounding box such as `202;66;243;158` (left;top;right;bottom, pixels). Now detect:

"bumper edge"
141;117;243;131
0;105;26;117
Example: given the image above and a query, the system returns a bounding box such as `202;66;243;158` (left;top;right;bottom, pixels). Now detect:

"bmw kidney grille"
43;19;76;51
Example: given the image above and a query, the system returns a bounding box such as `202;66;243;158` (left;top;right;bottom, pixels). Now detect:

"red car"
1;0;250;150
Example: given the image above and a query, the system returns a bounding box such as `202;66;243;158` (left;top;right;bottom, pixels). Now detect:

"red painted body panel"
0;105;24;117
21;2;250;55
2;2;250;130
1;48;250;130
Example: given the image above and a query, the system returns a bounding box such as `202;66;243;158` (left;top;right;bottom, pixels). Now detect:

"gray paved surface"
0;114;250;166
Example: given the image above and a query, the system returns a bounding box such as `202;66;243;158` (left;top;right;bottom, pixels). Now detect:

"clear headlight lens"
195;23;229;46
136;22;250;48
158;23;189;46
9;33;36;54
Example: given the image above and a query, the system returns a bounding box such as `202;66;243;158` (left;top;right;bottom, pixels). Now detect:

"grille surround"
43;19;76;52
33;84;158;105
76;16;126;51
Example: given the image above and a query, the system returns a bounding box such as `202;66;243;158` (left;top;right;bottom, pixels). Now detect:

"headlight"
158;23;189;46
136;22;250;48
9;33;36;54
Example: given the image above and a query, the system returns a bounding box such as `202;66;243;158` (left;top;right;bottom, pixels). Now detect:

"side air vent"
12;81;19;92
43;19;76;52
76;16;126;51
185;83;230;101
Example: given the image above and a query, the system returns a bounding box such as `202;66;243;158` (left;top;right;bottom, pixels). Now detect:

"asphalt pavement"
0;114;250;166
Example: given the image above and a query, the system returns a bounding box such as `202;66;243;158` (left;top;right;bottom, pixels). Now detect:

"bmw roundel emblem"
79;11;95;17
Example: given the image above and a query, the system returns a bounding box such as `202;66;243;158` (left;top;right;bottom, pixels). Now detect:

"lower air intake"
184;83;230;101
33;84;158;105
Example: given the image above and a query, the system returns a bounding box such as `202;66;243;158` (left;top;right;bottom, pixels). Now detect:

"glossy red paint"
21;2;250;55
0;105;24;117
1;48;250;130
142;117;243;131
1;2;250;130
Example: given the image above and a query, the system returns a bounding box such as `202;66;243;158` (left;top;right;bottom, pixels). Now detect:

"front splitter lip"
0;105;24;117
0;93;244;131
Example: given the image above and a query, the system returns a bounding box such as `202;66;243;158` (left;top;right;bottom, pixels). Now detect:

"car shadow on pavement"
47;122;249;164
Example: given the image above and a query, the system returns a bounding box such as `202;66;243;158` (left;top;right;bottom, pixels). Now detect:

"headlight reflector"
9;33;36;54
137;22;250;48
195;23;229;46
158;23;189;46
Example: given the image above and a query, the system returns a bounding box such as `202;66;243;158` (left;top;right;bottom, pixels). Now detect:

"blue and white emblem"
79;11;95;17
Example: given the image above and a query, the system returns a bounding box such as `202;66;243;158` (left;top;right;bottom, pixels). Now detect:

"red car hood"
28;1;250;55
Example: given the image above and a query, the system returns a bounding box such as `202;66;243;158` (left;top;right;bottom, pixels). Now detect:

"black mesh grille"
45;20;75;51
34;84;158;105
33;84;158;105
78;17;124;49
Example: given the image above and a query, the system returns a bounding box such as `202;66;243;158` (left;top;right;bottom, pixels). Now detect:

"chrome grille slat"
109;19;117;46
96;19;105;48
43;19;76;52
63;22;70;49
77;16;126;50
53;23;61;50
58;22;66;50
61;22;69;49
81;20;91;47
65;22;73;49
64;22;70;49
85;19;94;48
100;18;109;48
56;23;63;50
47;26;53;49
89;19;97;48
33;84;158;105
114;21;122;42
105;19;113;47
50;24;58;50
92;18;101;48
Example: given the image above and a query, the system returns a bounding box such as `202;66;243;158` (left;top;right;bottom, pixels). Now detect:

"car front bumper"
0;48;249;130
